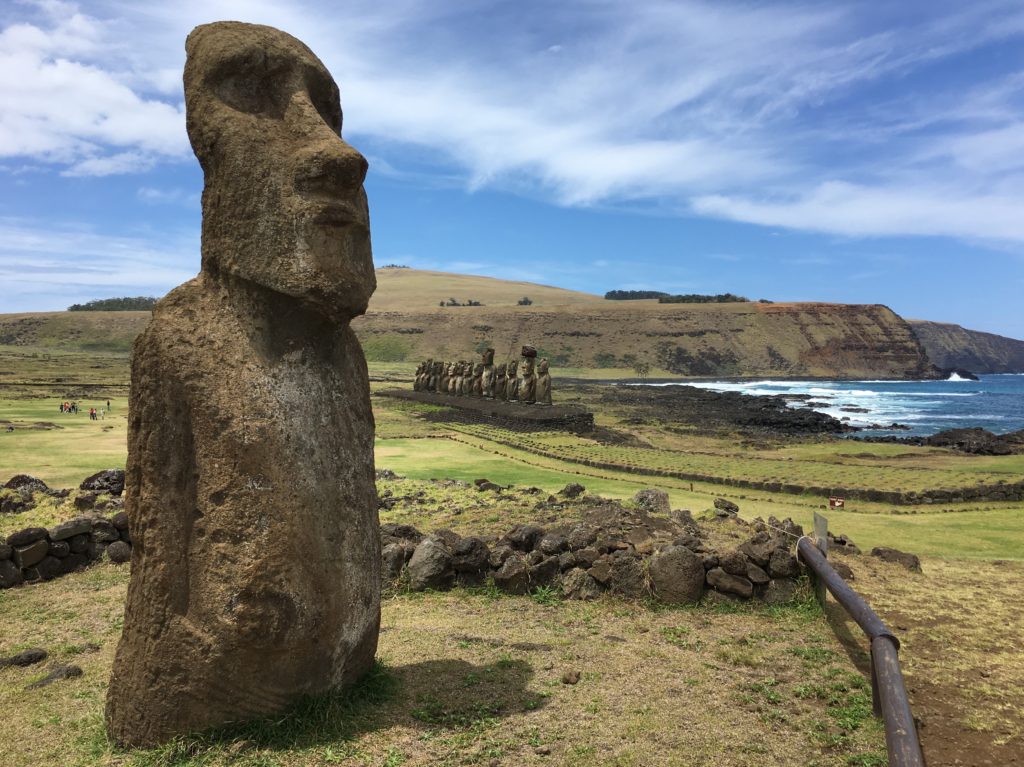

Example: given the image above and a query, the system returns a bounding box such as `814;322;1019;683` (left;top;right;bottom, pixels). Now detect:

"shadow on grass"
120;656;543;766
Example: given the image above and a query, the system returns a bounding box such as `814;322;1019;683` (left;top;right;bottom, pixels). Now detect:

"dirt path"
831;554;1023;766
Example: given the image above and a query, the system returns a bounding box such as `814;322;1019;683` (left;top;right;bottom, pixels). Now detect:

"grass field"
1;342;1022;766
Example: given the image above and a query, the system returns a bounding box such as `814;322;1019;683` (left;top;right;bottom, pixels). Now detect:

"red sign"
829;497;845;509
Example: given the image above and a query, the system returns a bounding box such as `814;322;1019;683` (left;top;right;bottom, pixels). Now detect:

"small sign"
829;497;845;509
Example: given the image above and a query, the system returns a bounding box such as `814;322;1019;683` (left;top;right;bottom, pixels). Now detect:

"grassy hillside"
0;269;940;378
910;320;1024;373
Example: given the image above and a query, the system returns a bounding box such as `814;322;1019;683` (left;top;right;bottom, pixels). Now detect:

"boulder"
506;524;545;552
80;469;125;496
574;547;600;568
537;534;569;556
67;534;90;554
588;557;613;585
493;553;530;595
26;664;83;689
74;493;97;511
531;556;561;587
111;511;130;530
559;482;586;498
0;492;30;515
0;559;24;588
557;551;576;571
746;563;769;585
35;555;62;580
6;527;47;547
768;549;801;579
632;488;670;515
0;648;47;668
559;568;602;600
13;539;49;569
713;498;739;515
706;567;753;598
648;545;704;604
379;523;423;542
0;543;10;560
488;543;515;569
3;474;50;495
566;525;598;551
451;537;490;573
59;553;88;575
719;550;748;577
870;547;922;573
738;531;775;568
407;538;454;591
608;556;648;599
48;540;70;558
49;518;92;541
380;543;409;580
107;541;132;565
91;519;120;544
832;560;855;581
762;579;799;605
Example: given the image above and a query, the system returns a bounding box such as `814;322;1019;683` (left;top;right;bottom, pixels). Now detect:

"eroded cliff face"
909;321;1024;374
354;300;939;379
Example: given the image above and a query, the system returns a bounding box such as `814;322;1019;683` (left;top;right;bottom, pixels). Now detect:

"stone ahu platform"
380;390;594;432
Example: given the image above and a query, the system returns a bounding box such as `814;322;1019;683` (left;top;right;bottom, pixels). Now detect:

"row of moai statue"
414;346;552;405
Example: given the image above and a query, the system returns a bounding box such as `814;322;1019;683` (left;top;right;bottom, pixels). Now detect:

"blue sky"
3;0;1024;338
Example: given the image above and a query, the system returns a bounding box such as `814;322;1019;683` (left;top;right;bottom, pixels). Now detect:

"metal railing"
797;521;925;767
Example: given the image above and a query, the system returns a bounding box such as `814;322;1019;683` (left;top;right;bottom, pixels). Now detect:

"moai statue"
106;23;379;747
440;361;451;394
507;358;520;401
413;361;422;391
494;361;508;401
471;362;484;397
481;348;496;398
536;358;552;405
431;360;443;392
452;361;463;395
459;360;472;396
520;346;538;404
447;362;459;394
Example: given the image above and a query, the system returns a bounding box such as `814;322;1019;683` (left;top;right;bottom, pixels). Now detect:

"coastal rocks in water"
870;547;922;573
105;23;380;748
924;428;1023;456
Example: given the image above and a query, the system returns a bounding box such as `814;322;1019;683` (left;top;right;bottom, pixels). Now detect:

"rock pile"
381;491;807;605
1;510;131;589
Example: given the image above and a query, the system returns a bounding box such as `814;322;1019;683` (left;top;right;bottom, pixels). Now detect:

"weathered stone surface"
608;557;648;599
49;518;92;541
80;469;125;496
68;534;90;554
27;664;83;689
719;550;748;577
558;551;576;571
407;539;454;591
0;648;47;668
648;545;704;604
566;525;598;551
746;563;769;585
506;524;545;551
91;519;120;544
380;543;408;580
0;559;24;588
4;474;50;494
738;532;775;568
6;527;47;547
706;567;753;598
559;568;602;600
106;22;380;748
762;578;799;605
713;498;739;515
493;553;530;595
559;482;586;498
111;511;130;530
106;541;132;564
588;557;613;585
451;537;490;573
832;560;855;581
35;555;62;580
13;539;49;569
633;489;670;515
768;548;801;579
531;556;561;587
574;546;600;568
0;543;11;560
48;540;70;558
59;553;88;575
537;534;569;556
74;493;97;511
870;547;922;573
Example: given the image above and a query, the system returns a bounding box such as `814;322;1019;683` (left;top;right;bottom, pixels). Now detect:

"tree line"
604;290;751;303
67;297;159;311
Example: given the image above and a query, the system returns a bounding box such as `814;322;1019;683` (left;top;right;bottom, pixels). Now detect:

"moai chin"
105;22;380;747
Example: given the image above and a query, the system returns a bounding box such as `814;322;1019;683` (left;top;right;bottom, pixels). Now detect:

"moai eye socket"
304;68;342;134
212;55;290;118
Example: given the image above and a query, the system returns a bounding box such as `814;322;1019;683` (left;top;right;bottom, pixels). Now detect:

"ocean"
651;374;1024;437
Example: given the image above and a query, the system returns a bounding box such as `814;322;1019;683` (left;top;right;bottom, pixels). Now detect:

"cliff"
909;321;1024;374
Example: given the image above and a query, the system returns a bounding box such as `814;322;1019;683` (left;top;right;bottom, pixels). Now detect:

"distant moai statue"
448;361;460;394
507;358;520;401
106;22;379;747
440;361;452;394
520;346;538;404
536;358;552;405
413;361;423;391
471;362;484;397
455;361;467;395
481;348;495;398
494;361;508;401
415;360;430;391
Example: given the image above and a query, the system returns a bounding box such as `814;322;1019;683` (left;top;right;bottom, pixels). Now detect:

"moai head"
474;362;484;376
538;358;549;374
522;356;535;375
184;22;375;320
482;348;495;365
508;359;519;376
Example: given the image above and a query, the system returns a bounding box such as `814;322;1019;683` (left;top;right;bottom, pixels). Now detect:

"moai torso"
494;362;508;401
507;359;520;401
536;358;552;405
520;356;537;403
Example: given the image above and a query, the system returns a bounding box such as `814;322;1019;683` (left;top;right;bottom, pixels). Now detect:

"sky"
2;0;1024;339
